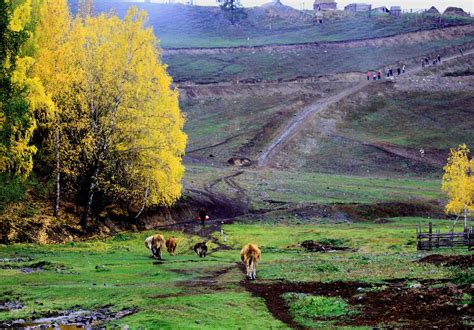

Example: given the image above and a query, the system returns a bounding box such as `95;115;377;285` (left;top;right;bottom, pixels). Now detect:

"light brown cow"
240;243;261;280
145;234;166;259
166;237;177;256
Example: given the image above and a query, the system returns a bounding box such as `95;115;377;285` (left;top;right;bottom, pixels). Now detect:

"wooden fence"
416;222;474;251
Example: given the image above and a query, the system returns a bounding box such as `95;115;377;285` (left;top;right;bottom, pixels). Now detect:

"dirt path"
257;48;474;168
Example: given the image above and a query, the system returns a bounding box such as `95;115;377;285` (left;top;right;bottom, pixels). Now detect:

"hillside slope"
69;1;474;48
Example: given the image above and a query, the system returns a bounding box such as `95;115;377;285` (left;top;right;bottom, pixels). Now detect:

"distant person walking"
402;65;406;73
389;67;393;77
437;54;441;62
459;48;464;56
397;67;401;76
377;71;381;80
373;73;377;81
367;71;371;81
425;58;429;65
198;207;208;225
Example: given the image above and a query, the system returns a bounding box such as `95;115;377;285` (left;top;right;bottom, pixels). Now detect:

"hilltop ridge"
68;0;474;48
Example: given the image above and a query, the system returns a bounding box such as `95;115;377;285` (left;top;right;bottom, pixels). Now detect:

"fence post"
416;226;421;250
428;222;432;250
436;229;440;248
469;227;473;251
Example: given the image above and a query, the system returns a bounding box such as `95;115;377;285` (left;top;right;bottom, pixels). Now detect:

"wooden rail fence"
416;222;474;251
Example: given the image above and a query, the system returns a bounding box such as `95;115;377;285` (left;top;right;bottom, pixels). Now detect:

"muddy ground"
242;279;473;328
419;254;474;269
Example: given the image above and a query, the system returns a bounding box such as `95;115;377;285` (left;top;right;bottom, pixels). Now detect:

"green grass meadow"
1;216;469;327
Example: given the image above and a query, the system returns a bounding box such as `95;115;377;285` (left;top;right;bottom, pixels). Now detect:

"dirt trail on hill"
164;25;474;55
258;49;474;167
257;82;368;167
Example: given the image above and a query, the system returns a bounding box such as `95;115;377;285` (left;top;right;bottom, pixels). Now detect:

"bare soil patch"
419;254;474;269
241;281;369;329
344;284;473;327
241;280;473;328
300;240;351;252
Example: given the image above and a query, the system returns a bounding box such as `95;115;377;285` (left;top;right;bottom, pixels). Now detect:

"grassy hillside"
270;83;474;176
165;36;474;83
184;164;443;208
68;1;474;48
182;81;354;161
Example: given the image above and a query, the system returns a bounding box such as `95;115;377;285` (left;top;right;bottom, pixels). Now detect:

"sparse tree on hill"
441;144;474;229
217;0;247;25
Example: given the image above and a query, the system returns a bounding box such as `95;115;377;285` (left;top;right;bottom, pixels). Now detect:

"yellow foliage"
0;0;53;178
441;144;474;215
7;0;32;32
33;2;187;210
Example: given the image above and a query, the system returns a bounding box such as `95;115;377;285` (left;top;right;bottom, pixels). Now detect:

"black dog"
193;241;207;258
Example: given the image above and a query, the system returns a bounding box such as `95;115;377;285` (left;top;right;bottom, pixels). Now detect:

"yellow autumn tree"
78;8;187;226
441;144;474;228
33;0;84;216
0;0;53;179
33;3;186;226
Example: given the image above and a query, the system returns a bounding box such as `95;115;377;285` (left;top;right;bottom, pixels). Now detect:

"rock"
227;157;252;167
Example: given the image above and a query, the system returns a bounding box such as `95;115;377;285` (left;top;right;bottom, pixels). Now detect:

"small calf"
193;241;208;258
166;237;177;256
145;234;166;259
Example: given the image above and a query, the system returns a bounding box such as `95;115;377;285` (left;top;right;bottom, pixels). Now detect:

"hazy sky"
186;0;474;13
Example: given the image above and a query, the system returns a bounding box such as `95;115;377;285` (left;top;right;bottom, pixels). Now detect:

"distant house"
426;6;440;15
373;6;389;13
344;3;372;13
390;6;401;17
314;0;337;11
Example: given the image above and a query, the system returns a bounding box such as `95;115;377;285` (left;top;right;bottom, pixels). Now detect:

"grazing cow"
193;241;208;258
145;234;166;259
166;237;177;256
240;243;261;280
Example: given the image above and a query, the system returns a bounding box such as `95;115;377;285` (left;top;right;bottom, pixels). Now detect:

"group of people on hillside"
421;54;442;68
366;64;406;81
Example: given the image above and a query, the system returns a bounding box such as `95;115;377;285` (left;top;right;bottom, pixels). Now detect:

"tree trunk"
81;161;100;228
135;175;150;219
464;206;468;232
53;128;60;218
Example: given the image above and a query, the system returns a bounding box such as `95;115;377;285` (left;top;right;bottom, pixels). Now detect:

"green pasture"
1;217;470;327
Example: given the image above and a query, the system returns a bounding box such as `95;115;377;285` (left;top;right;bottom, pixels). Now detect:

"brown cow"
240;243;261;280
145;234;166;259
166;237;177;256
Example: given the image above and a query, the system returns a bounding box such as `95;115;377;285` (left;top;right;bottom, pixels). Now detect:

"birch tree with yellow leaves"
33;2;187;226
441;144;474;230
